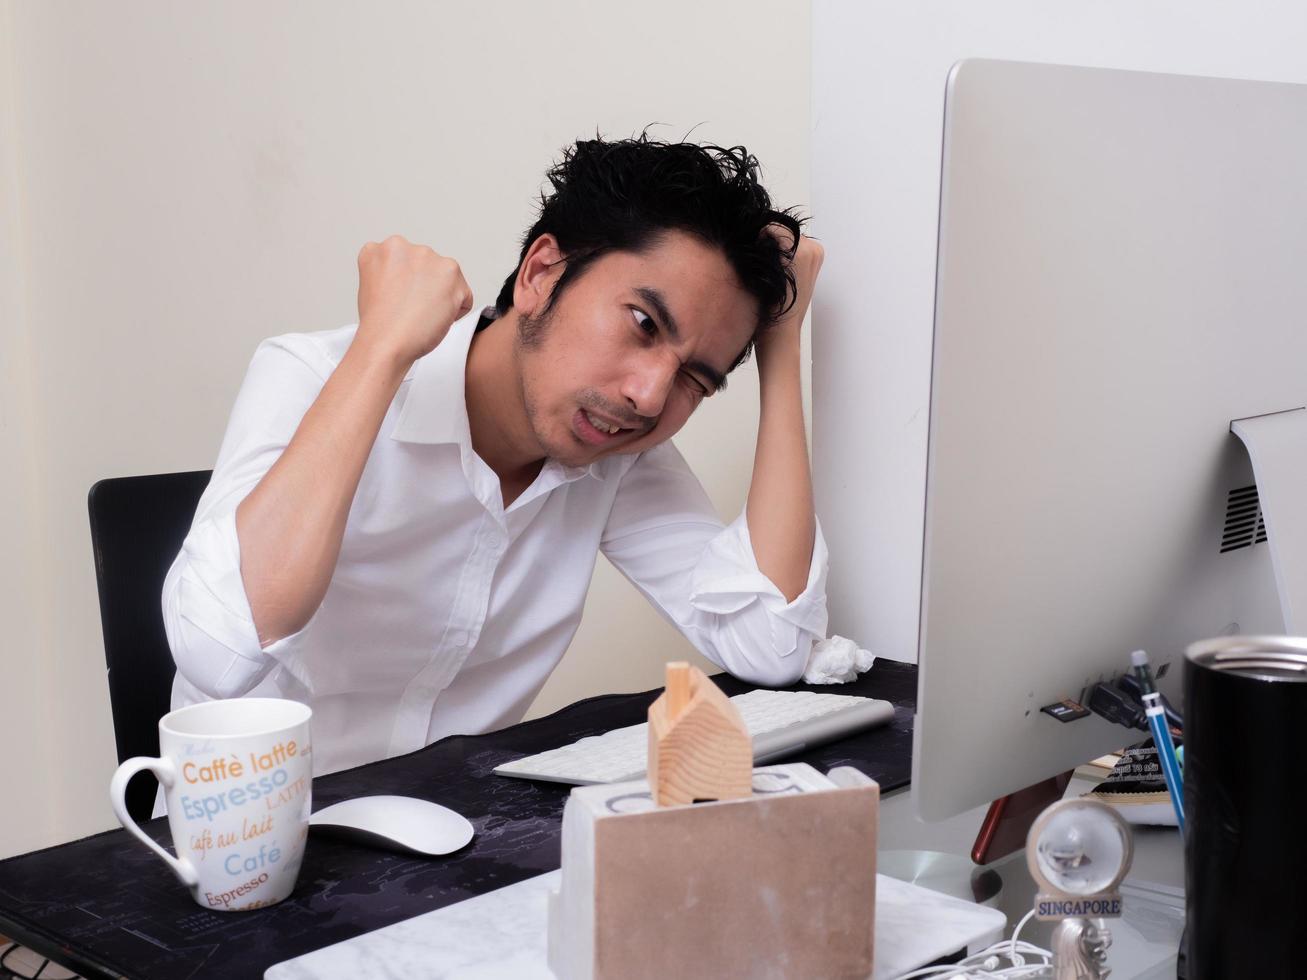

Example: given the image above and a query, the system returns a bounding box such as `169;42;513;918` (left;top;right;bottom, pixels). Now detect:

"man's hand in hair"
354;235;474;368
761;231;824;347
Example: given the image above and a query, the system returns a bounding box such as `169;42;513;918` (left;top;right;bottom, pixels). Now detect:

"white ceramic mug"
109;697;313;911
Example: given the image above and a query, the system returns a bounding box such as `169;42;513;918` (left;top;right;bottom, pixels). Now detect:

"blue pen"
1131;649;1184;832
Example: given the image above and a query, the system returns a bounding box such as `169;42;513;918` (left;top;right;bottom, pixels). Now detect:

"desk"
0;661;917;980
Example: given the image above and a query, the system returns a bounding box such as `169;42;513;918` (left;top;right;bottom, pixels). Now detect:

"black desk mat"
0;660;916;980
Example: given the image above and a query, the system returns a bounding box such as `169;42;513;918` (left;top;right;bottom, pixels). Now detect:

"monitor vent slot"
1221;485;1267;553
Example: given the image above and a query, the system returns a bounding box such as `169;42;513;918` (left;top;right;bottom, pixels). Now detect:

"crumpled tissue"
803;635;875;685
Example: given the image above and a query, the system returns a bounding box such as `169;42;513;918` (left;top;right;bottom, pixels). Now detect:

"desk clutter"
0;663;918;980
270;665;1002;979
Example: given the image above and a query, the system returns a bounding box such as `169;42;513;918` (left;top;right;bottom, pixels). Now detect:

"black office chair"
88;470;212;822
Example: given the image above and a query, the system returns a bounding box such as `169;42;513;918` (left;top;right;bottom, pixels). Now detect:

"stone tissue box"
546;762;879;980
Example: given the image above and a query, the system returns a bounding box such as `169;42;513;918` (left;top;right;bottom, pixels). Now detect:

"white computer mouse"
308;794;475;856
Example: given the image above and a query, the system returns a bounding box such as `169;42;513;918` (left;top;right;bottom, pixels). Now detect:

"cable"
893;906;1053;979
1009;907;1037;964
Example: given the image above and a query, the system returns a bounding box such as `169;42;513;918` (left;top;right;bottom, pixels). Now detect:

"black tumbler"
1184;635;1307;978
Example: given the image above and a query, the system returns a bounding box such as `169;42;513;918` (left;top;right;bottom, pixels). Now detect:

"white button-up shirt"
162;307;829;780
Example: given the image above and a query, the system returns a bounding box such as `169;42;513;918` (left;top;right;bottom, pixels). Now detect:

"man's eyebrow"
633;285;729;393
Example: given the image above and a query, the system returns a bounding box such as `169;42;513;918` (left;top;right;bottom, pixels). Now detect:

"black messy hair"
483;130;806;374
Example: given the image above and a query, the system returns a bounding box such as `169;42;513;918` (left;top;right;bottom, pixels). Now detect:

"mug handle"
109;756;199;890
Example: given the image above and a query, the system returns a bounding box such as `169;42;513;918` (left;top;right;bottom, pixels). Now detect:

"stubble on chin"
516;307;593;466
516;351;586;468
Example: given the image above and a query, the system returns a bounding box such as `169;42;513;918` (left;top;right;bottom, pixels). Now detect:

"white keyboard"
493;689;895;786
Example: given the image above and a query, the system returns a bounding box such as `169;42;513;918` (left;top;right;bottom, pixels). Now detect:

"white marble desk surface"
266;868;1005;980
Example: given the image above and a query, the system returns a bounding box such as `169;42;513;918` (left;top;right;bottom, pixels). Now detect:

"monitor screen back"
915;58;1305;821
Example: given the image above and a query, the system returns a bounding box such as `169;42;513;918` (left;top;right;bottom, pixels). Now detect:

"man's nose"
621;354;676;421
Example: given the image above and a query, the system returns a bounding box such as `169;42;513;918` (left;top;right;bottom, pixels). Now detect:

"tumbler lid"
1186;635;1307;681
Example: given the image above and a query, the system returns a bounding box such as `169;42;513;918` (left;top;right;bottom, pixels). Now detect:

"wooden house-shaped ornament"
647;662;752;807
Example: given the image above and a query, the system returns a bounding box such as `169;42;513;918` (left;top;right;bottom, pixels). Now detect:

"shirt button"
450;629;468;648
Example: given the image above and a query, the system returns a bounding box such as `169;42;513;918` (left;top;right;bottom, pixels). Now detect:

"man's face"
514;231;758;467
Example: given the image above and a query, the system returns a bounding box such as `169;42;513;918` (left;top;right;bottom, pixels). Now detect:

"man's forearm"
236;340;409;647
235;237;472;648
746;326;816;603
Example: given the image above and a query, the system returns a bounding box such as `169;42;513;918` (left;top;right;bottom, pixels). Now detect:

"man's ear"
513;234;566;316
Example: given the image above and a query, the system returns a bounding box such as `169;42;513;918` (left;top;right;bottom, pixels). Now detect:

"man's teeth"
585;411;620;435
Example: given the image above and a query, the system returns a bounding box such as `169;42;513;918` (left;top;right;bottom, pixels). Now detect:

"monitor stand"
1231;407;1307;631
970;770;1073;866
880;771;1071;908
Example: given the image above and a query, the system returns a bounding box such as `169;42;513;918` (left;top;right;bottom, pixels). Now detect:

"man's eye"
631;308;657;336
681;371;709;396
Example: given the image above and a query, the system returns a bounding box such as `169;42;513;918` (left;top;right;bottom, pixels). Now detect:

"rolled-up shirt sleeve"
600;441;829;687
161;336;332;699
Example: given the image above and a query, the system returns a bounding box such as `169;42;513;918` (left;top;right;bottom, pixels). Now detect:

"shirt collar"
390;304;602;483
390;306;483;446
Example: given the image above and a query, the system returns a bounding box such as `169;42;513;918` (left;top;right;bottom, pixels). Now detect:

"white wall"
0;0;810;858
0;0;58;851
812;0;1307;664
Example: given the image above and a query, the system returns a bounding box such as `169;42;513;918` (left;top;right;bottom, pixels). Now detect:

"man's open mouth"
575;408;634;445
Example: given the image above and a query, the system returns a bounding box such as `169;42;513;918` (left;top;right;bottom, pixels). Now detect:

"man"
162;134;828;779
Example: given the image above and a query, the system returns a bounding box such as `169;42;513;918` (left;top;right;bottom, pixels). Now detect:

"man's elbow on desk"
712;644;809;689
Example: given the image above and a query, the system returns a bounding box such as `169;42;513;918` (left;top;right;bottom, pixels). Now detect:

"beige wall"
0;0;810;856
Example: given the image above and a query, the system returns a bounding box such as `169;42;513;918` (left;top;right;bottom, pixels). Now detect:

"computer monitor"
914;59;1307;822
